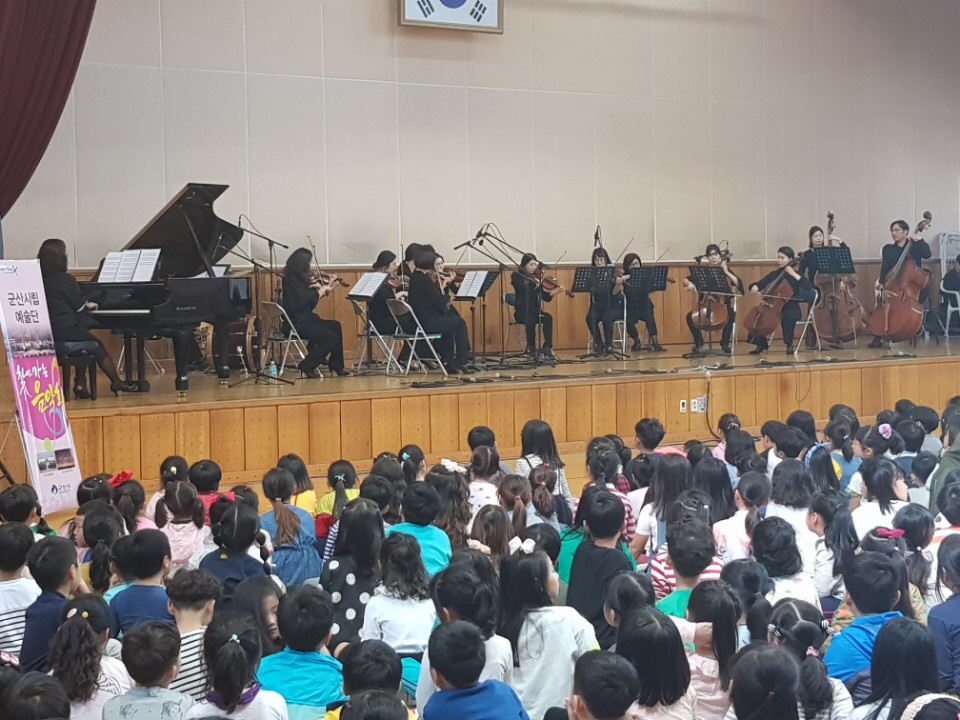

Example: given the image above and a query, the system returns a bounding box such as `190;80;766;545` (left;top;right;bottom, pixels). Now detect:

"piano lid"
124;183;244;279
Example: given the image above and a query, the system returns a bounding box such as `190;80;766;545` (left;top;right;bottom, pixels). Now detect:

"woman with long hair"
621;252;665;352
512;252;560;358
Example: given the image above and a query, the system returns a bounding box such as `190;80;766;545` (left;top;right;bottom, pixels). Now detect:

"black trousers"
587;305;618;350
422;314;470;368
687;307;735;348
626;298;658;340
295;316;345;372
54;326;123;385
515;310;553;350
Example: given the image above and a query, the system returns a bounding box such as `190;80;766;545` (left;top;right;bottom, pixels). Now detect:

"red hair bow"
222;491;236;502
108;470;133;488
876;527;905;540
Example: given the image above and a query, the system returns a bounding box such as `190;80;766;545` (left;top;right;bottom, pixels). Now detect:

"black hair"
373;249;397;270
469;445;500;481
466;425;496;450
730;643;801;720
400;481;441;526
428;620;485;689
109;534;136;585
432;562;499;638
893;694;960;720
399;444;426;484
862;423;905;458
573;650;641;720
936;534;960;602
738;452;770;477
360;474;397;514
499;474;532;536
110;478;147;534
470;504;514;560
125;528;170;579
403;242;423;264
277;453;313;495
284;246;314;282
121;621;181;686
82;508;124;593
165;568;222;611
635;418;665;450
333;498;383;576
212;501;257;552
340;690;409;720
939;482;960;526
647;454;693;519
231;576;284;656
895;398;917;416
37;237;68;275
683;440;707;467
893;503;935;595
809;491;858;577
0;671;71;720
911;406;940;434
861;617;939;720
736;471;772;539
829;403;860;428
49;595;110;702
263;466;303;546
327;458;358;519
604;571;654;624
823;419;855;462
692;455;736;524
340;640;403;694
277;586;332;651
786;410;818;444
188;459;222;493
156;480;205;530
0;484;50;534
203;611;263;714
861;457;905;512
768;600;833;719
498;550;554;666
370;457;405;524
519;419;564;469
623;252;643;272
769;459;815;510
159;455;189;488
425;465;472;548
380;532;430;601
26;536;76;591
687;581;741;690
720;558;775;642
776;427;810;460
0;522;35;572
584;490;625;540
591;246;613;265
751;517;803;579
76;474;112;505
616;606;689;707
666;489;713;526
844;550;901;614
449;548;499;591
724;429;756;467
911;451;938;484
807;446;840;493
230;485;260;512
666;520;715;579
897;420;926;454
859;531;916;618
717;412;742;436
413;248;437;271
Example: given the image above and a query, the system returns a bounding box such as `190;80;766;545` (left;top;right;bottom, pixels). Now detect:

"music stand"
626;267;669;293
454;271;500;369
687;265;737;356
346;272;389;374
572;266;627;360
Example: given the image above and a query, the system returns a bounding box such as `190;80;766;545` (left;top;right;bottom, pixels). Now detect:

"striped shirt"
651;550;725;601
168;628;207;701
572;484;637;542
0;577;41;655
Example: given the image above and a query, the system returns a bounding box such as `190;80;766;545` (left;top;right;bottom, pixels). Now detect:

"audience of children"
259;467;322;587
108;529;174;634
156;480;211;576
231;576;285;657
277;452;318;515
384;482;452;577
0;523;41;656
165;568;220;700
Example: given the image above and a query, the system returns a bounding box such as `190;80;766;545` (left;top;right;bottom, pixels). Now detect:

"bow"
108;470;133;488
467;539;492;556
508;537;536;555
875;527;905;540
878;423;893;439
222;491;236;503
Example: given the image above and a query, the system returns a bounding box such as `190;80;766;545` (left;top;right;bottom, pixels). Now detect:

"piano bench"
56;342;99;401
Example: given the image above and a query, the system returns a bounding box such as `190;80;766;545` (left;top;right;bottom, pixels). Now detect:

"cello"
812;212;865;344
866;211;932;342
743;257;800;338
688;248;736;331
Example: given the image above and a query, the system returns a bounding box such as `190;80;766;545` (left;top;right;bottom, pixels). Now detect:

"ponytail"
262;468;301;546
328;459;357;520
89;540;112;594
48;597;111;702
894;503;935;596
528;465;557;519
587;447;620;488
810;491;859;577
399;444;425;485
203;614;262;714
81;509;123;594
768;600;832;720
34;504;52;536
688;580;742;690
111;478;146;534
498;475;531;537
737;472;772;538
158;480;205;530
824;420;854;463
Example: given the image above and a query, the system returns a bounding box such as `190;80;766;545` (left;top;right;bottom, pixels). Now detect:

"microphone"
594;225;601;247
694;254;705;262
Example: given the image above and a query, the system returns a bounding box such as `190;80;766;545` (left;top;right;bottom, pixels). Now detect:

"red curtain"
0;0;97;217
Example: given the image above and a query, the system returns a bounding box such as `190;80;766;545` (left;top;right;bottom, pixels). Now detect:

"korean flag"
403;0;499;31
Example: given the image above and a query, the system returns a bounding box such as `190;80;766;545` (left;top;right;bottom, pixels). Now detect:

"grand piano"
80;183;252;394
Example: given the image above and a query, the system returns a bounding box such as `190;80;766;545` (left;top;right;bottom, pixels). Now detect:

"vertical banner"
0;260;82;513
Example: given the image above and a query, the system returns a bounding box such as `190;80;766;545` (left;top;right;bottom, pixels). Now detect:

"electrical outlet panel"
679;399;687;413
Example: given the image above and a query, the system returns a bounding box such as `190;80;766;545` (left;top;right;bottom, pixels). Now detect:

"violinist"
587;247;618;354
434;254;461;302
512;253;561;358
368;250;409;335
408;248;472;373
746;246;815;354
684;244;742;354
280;248;348;378
621;253;665;352
867;220;931;348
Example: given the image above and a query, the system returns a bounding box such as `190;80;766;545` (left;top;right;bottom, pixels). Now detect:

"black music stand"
624;267;669;351
572;266;627;360
812;246;855;275
346;272;390;375
454;271;500;369
687;265;736;356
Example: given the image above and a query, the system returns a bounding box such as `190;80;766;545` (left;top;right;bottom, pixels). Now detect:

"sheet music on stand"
812;246;855;275
347;272;388;300
688;265;731;294
626;267;669;292
96;249;161;283
455;270;499;301
571;266;613;293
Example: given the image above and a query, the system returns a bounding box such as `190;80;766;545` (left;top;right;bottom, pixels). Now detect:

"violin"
812;211;865;344
311;270;349;288
532;268;574;298
689;249;737;331
866;210;932;342
387;273;409;291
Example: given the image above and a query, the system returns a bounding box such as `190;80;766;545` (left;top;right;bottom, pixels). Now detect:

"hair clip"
67;608;89;620
875;527;905;540
898;693;959;720
805;646;819;657
401;452;410;461
467;539;492;556
108;470;133;488
878;423;893;439
227;633;240;645
334;473;346;483
508;537;536;555
169;466;177;475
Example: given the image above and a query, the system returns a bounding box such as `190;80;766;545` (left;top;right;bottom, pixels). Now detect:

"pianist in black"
281;248;348;378
408;248;472;373
38;239;140;396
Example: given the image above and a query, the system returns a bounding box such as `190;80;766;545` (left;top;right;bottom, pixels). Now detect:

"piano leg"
123;333;134;382
134;334;150;392
213;321;231;384
172;332;190;394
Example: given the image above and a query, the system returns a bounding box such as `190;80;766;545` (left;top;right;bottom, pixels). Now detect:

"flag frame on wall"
398;0;504;34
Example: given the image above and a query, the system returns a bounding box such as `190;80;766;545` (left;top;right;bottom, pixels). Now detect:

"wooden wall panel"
140;413;176;490
513;389;541;438
309;403;341;463
709;376;736;428
838;368;863;411
276;404;311;461
371;398;402;455
244;406;279;470
209;408;245;472
458;393;489;451
486;391;515;448
663;379;689;434
339;400;372;461
102;415;141;477
733;375;757;428
591;385;617;437
615;382;643;438
938;363;960;411
565;386;593;442
754;374;780;426
399;396;431;454
70;417;103;477
176;411;210;463
429;395;460;456
860;367;884;417
539;388;568;443
641;380;667;425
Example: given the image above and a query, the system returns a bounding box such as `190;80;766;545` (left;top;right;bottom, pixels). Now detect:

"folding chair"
940;280;960;338
795;290;821;353
260;301;310;374
386;298;447;377
350;299;401;373
504;293;539;350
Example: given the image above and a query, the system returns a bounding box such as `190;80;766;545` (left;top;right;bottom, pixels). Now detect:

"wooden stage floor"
3;339;960;493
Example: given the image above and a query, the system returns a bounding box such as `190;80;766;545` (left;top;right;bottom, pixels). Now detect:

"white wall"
4;0;960;268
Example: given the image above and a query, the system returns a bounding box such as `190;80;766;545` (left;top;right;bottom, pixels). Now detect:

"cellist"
746;247;815;354
867;220;931;348
684;244;743;354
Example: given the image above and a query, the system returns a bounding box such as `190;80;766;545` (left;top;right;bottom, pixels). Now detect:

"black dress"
511;271;554;351
748;269;815;347
408;272;470;369
281;273;345;372
623;282;657;342
586;270;618;351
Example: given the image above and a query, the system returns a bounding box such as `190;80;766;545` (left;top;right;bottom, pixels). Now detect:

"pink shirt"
713;510;751;564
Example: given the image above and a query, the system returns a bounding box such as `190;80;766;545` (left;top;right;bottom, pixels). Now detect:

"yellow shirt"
291;489;319;516
324;707;416;720
316;488;360;516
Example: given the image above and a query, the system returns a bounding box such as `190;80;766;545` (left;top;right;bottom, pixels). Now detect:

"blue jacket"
423;680;529;720
260;505;322;587
257;648;346;720
385;523;452;577
824;611;902;682
929;595;960;690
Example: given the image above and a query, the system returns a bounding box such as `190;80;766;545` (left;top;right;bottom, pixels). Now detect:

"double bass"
812;212;865;344
866;211;932;342
743;259;799;337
